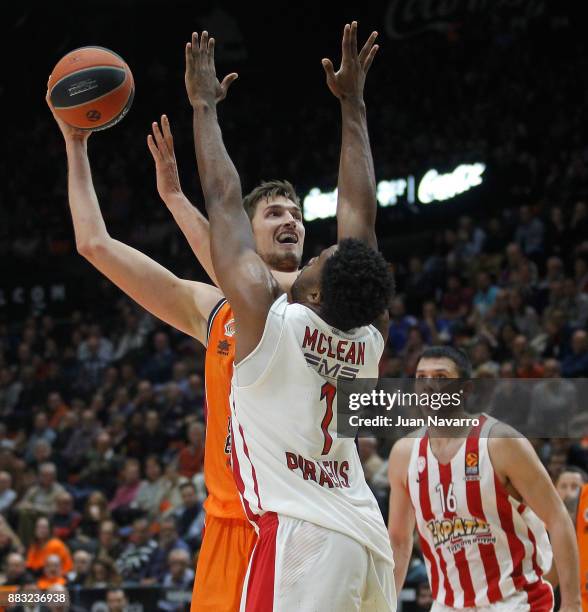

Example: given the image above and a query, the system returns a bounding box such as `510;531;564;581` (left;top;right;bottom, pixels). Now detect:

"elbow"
76;237;108;261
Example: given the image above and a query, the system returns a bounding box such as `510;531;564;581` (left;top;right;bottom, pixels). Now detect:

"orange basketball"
48;47;134;130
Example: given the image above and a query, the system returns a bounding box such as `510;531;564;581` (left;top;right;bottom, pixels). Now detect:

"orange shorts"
191;516;257;612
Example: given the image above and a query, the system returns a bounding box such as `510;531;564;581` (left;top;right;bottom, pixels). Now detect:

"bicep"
492;437;565;525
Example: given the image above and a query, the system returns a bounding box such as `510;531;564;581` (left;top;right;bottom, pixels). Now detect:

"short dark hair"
418;346;472;379
320;239;394;332
242;180;301;220
557;465;588;484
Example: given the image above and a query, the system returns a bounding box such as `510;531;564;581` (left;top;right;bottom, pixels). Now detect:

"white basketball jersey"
407;414;552;609
230;294;393;565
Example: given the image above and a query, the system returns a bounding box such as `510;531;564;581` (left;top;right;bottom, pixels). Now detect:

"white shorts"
430;580;554;612
240;513;396;611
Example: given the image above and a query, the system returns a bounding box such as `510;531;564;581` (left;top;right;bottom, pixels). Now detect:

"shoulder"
388;437;415;483
487;422;539;471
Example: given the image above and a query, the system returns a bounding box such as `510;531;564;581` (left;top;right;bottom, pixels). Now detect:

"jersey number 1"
320;382;336;455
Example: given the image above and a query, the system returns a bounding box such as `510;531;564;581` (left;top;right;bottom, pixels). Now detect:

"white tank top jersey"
407;414;553;609
230;294;393;565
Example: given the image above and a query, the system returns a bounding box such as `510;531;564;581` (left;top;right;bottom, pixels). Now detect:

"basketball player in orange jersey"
46;19;380;611
388;347;581;612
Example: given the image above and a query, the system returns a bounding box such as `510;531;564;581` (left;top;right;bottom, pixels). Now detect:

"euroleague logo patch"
224;319;236;337
417;456;426;473
86;109;101;121
465;451;479;479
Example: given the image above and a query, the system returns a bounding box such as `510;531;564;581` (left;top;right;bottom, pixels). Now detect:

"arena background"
1;1;588;610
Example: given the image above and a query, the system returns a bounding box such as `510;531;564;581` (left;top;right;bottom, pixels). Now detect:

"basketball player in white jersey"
185;26;396;612
388;346;581;612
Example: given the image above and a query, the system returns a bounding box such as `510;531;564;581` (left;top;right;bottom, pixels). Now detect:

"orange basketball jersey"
577;483;588;612
203;299;246;519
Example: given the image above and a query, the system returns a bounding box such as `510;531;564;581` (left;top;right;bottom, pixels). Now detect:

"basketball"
48;46;134;130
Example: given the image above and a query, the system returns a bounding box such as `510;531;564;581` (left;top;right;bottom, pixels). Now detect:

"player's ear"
307;288;321;305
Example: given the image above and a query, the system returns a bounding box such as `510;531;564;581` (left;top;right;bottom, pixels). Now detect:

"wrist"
65;136;88;151
191;98;217;113
340;95;366;109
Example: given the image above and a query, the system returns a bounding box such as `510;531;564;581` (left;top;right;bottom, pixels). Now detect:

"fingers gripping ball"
48;47;134;130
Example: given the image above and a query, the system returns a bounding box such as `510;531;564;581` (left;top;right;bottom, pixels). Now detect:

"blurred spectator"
440;274;473;321
80;492;111;541
86;557;122;589
37;554;66;589
46;392;69;430
157;548;195;611
109;459;142;525
419;301;452;346
141;332;176;384
77;334;112;391
106;588;128;612
115;518;158;582
61;409;100;470
67;549;93;586
16;463;65;544
78;431;122;497
25;412;56;463
528;359;577;435
0;471;16;513
177;422;204;480
358;437;384;487
25;516;73;576
140;411;170;457
388;298;418;353
473;271;499;317
95;520;123;563
555;466;587;509
136;456;167;520
1;552;35;587
561;329;588;377
52;491;82;542
514;205;544;258
113;311;148;361
146;516;190;581
174;483;204;551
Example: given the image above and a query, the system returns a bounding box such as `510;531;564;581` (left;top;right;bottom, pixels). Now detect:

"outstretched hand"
322;21;379;102
46;83;91;143
185;31;238;108
147;115;183;201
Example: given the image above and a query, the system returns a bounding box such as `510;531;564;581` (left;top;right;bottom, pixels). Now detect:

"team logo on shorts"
224;319;236;337
417;456;426;473
465;452;479;478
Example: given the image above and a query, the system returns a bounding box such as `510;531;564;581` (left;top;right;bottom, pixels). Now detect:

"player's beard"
261;249;300;272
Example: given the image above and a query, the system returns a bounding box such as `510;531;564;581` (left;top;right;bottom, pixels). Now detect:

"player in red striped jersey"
388;346;581;612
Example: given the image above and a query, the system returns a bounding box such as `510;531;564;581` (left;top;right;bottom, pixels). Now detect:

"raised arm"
185;32;281;362
322;21;379;250
46;95;222;346
147;115;218;286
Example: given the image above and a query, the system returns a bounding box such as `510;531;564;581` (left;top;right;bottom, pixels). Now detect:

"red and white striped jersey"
229;294;393;565
407;414;553;609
